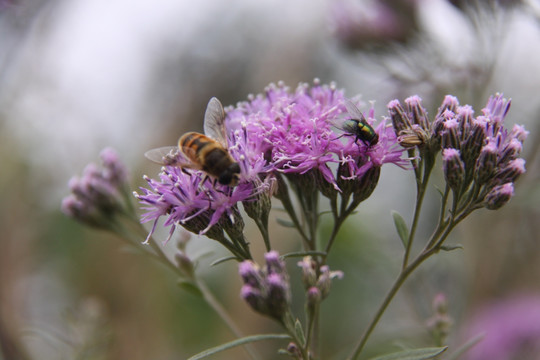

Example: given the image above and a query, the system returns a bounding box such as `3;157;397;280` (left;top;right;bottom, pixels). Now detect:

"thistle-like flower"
136;80;406;252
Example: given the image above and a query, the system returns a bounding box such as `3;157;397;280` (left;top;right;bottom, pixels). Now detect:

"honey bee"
340;99;379;147
145;97;241;186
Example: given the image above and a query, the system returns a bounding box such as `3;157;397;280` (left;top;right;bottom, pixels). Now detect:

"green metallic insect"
341;99;379;147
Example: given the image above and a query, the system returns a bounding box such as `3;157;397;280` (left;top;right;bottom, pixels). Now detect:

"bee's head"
218;162;241;186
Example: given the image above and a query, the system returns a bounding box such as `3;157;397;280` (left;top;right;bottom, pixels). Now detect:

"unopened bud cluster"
239;251;291;321
62;148;129;228
389;94;527;210
297;257;344;312
426;293;453;344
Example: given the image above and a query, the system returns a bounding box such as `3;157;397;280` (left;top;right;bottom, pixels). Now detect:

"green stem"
279;187;311;249
252;217;271;252
305;303;319;356
323;216;345;261
349;249;432;360
402;157;434;269
282;314;310;360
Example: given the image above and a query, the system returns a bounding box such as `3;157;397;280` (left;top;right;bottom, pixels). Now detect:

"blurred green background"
1;0;539;359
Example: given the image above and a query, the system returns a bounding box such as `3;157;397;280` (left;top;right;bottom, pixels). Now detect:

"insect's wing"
144;146;184;166
343;98;366;121
203;97;228;148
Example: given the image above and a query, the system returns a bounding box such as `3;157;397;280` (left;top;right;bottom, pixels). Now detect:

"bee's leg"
181;168;191;176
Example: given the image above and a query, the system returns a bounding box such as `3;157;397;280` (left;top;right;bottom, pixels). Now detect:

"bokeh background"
1;0;539;359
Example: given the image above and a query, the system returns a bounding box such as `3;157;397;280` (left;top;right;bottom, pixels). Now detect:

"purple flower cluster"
239;251;291;320
62;148;129;228
389;94;527;210
136;80;405;242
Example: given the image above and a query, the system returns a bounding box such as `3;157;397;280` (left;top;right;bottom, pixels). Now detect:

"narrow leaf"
434;185;445;197
210;256;238;266
440;244;464;252
294;319;306;347
368;346;447;360
282;251;327;259
187;334;291;360
276;218;296;228
392;210;410;248
445;333;484;360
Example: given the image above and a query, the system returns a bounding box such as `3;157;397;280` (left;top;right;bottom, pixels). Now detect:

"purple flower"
135;167;254;243
463;295;540;360
227;80;406;190
137;80;406;244
62;148;129;228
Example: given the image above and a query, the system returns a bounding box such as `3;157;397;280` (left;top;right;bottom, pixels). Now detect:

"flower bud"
316;265;344;299
426;293;453;343
286;342;302;358
499;138;523;165
297;257;318;289
436;95;459;118
405;95;430;131
241;285;267;315
266;273;291;320
387;99;412;135
461;118;486;167
306;286;322;315
265;251;286;276
475;142;498;184
442;148;465;190
494;158;526;185
352;166;381;204
243;188;271;228
485;183;514;210
239;260;264;287
441;117;461;150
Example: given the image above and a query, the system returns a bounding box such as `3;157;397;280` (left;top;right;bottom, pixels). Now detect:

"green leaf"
440;244;464;252
282;251;327;259
187;334;291;360
276;218;296;228
445;333;484;360
392;210;410;248
368;347;447;360
294;319;306;347
210;256;238;266
177;281;203;297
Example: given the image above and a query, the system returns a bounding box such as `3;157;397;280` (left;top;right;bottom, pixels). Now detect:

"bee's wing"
203;97;228;148
144;146;183;166
343;98;366;121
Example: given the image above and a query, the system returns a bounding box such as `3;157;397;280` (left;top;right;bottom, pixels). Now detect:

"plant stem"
403;156;434;269
349;245;435;360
